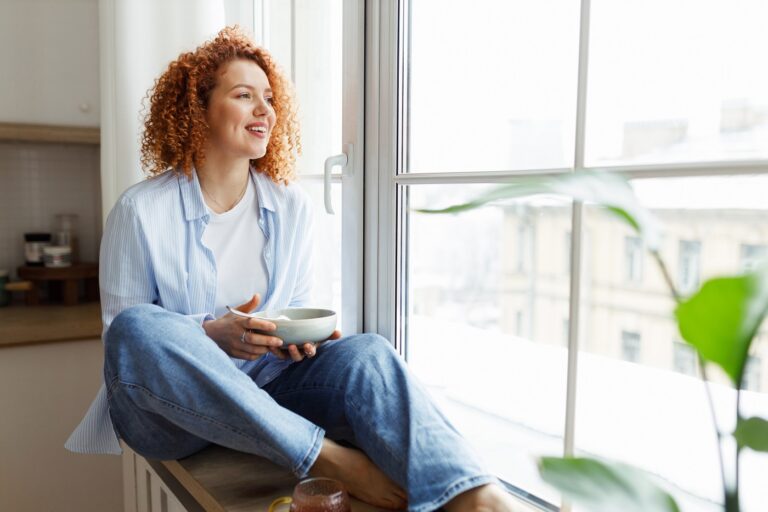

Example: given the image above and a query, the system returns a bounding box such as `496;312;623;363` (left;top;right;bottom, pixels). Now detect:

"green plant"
416;172;768;511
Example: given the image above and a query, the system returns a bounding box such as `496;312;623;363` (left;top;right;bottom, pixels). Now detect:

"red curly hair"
140;26;301;184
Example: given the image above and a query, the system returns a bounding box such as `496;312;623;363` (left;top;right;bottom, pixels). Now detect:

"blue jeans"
104;304;497;512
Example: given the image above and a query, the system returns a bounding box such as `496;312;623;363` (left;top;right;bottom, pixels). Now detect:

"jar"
43;246;72;268
24;233;52;266
0;269;9;307
54;214;80;263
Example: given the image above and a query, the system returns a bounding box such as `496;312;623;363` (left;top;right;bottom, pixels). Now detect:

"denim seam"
410;474;500;512
105;375;120;400
116;380;291;465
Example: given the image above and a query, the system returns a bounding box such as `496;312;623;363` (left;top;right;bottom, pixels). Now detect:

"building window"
673;340;697;376
624;236;643;283
740;244;767;273
621;330;641;363
678;240;701;294
743;356;762;392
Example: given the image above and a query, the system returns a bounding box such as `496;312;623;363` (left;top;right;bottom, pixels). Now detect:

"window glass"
297;180;342;324
292;0;343;176
586;0;768;166
407;184;572;504
407;0;580;173
578;174;768;510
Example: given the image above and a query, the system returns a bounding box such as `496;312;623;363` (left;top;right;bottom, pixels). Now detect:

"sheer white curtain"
98;0;226;220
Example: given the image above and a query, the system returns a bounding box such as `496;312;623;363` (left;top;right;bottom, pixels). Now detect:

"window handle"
323;144;352;214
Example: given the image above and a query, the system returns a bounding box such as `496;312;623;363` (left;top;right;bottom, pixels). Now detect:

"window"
673;340;697;376
678;240;701;295
621;330;641;363
516;220;532;273
743;356;762;392
741;244;767;273
264;0;364;334
624;236;643;283
374;0;768;509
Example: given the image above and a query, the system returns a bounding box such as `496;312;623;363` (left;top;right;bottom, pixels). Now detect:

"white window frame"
259;0;366;336
365;0;768;507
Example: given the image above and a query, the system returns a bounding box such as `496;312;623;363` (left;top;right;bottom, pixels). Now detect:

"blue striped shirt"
65;168;314;454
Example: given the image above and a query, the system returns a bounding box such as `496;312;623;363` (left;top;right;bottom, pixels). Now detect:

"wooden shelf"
0;122;99;145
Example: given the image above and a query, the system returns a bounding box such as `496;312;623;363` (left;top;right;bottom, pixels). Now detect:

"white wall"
0;339;122;511
0;0;100;127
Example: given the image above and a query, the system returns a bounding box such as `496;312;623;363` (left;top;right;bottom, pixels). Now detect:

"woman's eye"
237;92;252;99
265;97;274;106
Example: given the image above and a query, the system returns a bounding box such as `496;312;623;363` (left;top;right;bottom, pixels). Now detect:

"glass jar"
54;214;79;263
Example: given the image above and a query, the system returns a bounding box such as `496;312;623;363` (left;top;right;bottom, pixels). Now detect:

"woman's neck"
197;153;251;213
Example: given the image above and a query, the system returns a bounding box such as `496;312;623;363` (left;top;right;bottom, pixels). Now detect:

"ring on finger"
240;330;248;343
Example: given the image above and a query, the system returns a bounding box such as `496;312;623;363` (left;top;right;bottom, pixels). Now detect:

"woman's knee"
334;333;402;371
105;304;170;361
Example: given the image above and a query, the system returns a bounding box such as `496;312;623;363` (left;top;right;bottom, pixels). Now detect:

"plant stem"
735;388;742;510
700;362;732;511
652;250;732;509
651;250;681;303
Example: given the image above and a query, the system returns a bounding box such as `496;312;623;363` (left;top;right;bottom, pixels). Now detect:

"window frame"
364;0;768;507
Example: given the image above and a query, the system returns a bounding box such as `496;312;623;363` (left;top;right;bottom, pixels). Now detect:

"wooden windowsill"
0;122;99;145
147;444;542;511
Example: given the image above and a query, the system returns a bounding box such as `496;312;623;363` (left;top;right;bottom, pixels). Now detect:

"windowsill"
147;444;542;511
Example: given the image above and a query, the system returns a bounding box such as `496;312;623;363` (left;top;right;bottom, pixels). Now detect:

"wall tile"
0;142;101;280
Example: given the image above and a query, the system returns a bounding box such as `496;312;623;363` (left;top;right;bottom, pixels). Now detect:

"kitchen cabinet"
0;304;121;511
0;0;100;128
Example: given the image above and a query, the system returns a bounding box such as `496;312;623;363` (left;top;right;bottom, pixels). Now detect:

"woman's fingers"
245;317;277;332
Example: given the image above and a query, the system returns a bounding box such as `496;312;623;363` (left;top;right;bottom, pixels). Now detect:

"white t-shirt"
201;176;269;318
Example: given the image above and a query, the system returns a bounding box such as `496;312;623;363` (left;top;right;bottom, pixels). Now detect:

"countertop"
0;302;102;348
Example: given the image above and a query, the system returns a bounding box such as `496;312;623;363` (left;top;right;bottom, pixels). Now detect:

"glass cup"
268;477;351;512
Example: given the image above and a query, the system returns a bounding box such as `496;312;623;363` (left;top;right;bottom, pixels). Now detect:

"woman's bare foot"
444;484;519;512
309;439;407;510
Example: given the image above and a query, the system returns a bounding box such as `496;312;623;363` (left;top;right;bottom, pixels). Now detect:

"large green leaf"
414;171;661;251
734;416;768;452
675;269;768;385
539;457;680;512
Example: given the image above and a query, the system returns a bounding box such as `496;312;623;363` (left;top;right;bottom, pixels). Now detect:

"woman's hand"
203;294;284;360
273;329;343;362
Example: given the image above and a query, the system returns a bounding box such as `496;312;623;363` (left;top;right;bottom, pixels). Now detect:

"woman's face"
204;58;276;161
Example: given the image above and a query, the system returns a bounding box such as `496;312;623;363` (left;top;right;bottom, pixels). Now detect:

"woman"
66;27;517;512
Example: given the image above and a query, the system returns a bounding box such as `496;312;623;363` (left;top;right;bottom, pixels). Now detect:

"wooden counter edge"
160;459;227;512
0;122;99;144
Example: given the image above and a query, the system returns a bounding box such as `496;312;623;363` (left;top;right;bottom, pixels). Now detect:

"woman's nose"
253;97;270;115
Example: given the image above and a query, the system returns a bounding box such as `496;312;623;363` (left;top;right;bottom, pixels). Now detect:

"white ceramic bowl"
248;307;337;345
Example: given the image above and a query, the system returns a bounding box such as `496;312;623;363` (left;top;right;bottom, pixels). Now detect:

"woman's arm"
98;195;161;336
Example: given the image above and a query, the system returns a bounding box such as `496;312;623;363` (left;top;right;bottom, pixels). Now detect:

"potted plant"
417;172;768;512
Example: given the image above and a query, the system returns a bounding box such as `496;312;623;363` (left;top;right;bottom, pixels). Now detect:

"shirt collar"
251;167;277;213
178;166;277;221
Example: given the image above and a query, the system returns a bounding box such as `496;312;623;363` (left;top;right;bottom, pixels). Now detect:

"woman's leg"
262;334;499;512
103;304;324;477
